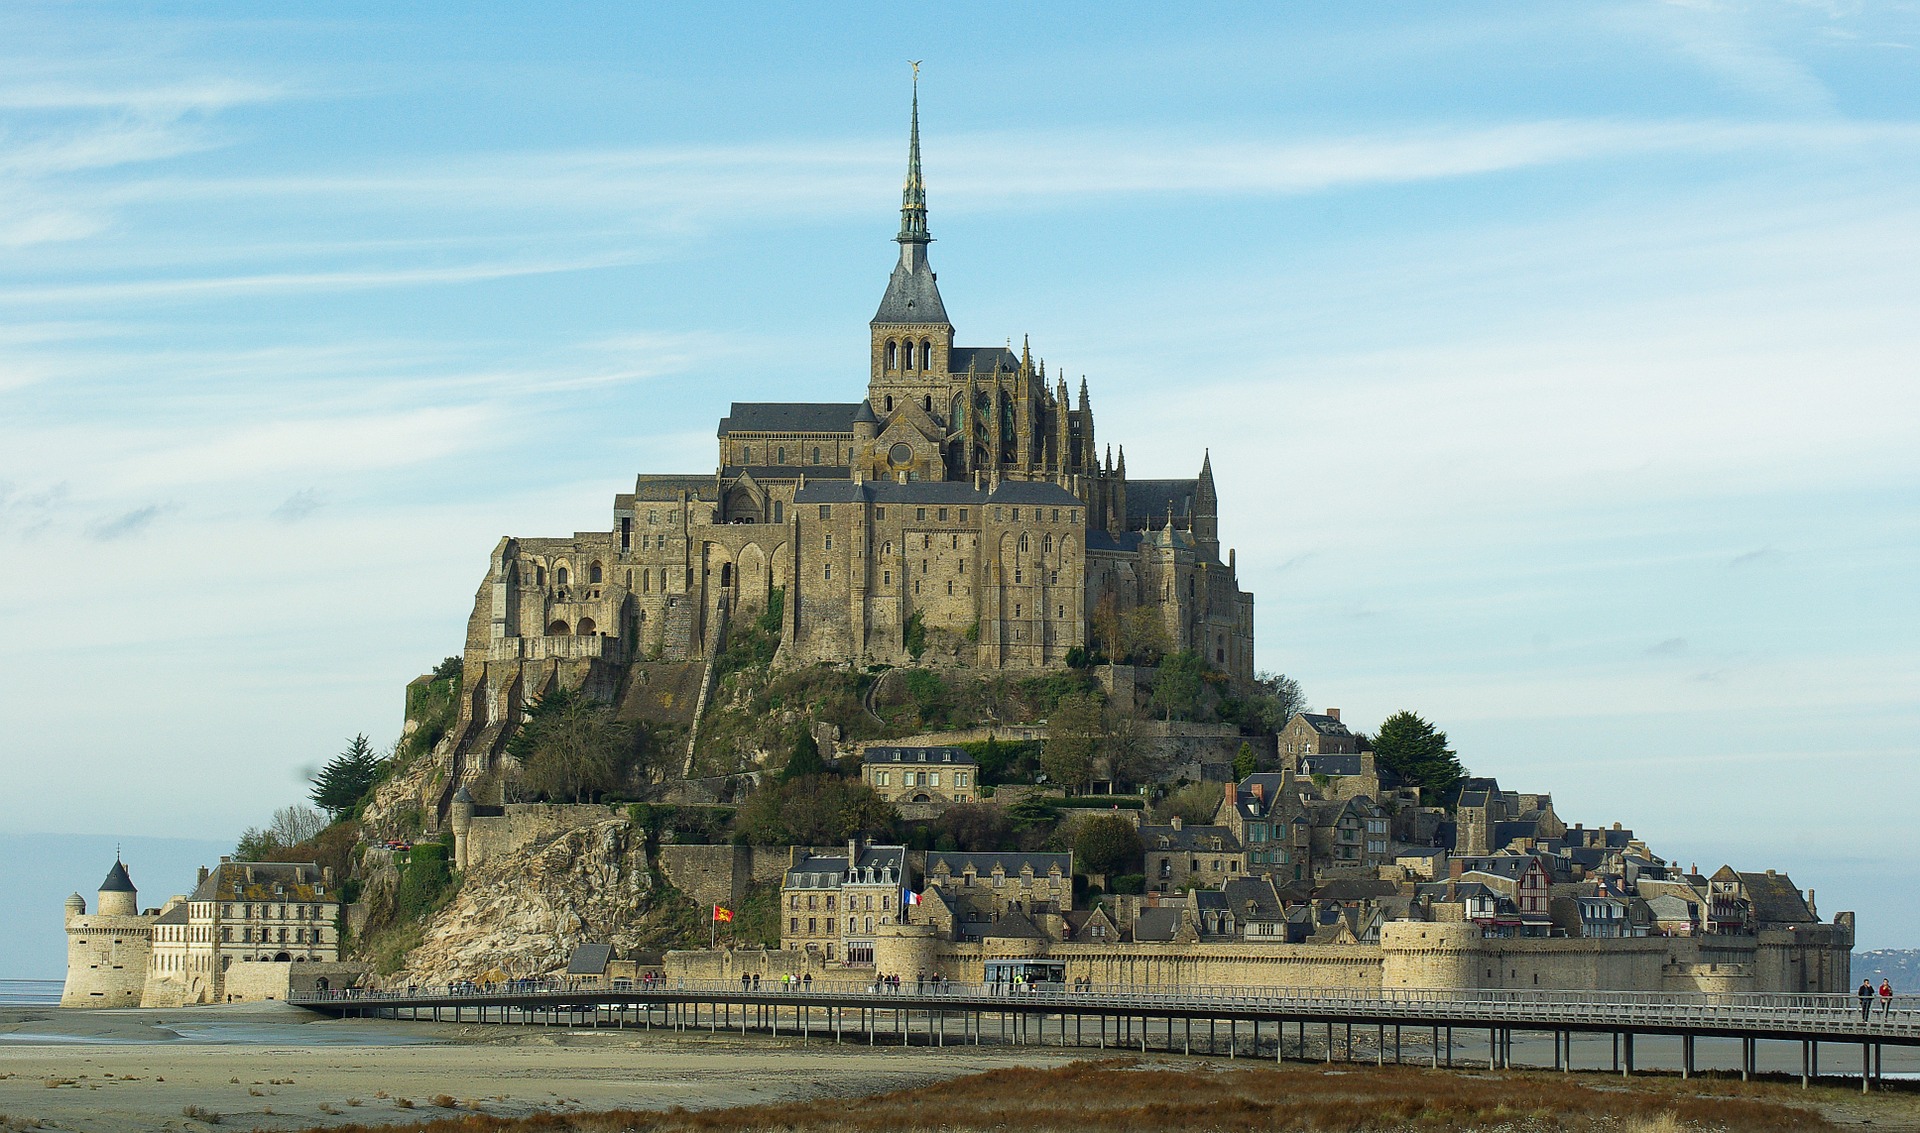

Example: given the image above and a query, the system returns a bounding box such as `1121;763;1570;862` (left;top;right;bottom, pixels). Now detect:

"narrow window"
886;341;898;369
920;341;931;369
824;564;832;580
885;394;894;410
777;446;786;463
819;504;831;519
812;447;821;464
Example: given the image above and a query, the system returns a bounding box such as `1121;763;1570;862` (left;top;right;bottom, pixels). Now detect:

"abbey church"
454;85;1255;754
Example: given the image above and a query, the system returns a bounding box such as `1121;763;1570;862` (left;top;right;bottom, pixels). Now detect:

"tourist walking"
1859;979;1875;1021
1881;979;1894;1016
803;972;813;992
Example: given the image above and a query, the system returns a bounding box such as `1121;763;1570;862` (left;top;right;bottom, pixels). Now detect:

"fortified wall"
666;917;1853;995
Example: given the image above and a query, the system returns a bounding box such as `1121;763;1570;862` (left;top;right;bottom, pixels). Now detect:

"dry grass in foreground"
292;1058;1835;1132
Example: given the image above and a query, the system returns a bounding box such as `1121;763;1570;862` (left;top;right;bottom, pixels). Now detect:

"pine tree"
1370;711;1466;805
309;733;383;817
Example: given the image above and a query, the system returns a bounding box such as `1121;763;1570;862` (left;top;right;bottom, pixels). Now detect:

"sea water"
0;980;62;1006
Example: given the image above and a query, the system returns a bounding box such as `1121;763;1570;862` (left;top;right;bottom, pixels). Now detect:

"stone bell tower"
869;71;954;416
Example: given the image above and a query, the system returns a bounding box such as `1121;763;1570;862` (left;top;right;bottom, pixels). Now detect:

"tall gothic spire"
898;66;930;248
872;66;949;327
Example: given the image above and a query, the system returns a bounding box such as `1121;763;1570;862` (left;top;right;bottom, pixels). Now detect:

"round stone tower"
1379;920;1482;991
61;857;155;1008
873;921;939;979
96;859;138;917
450;785;475;872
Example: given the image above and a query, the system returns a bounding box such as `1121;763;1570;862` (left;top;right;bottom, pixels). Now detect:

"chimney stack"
1170;815;1183;831
1325;708;1340;721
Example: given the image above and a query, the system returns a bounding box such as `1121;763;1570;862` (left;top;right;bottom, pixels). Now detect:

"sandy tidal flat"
0;1003;1068;1133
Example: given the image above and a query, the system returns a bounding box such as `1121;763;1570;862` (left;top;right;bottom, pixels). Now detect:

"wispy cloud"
270;489;323;523
87;502;166;540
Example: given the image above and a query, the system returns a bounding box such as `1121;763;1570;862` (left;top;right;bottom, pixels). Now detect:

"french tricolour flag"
904;889;921;906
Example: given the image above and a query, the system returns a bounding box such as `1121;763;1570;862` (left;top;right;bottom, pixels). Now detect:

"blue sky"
2;2;1917;974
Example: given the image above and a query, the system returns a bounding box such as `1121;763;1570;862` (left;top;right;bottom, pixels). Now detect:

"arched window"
812;446;821;464
884;395;894;411
777;446;786;463
555;566;569;587
920;340;931;370
1043;534;1053;555
1018;534;1030;553
903;344;914;371
886;340;897;369
547;619;569;635
642;569;651;592
924;394;932;412
576;618;595;635
589;562;603;584
772;500;784;523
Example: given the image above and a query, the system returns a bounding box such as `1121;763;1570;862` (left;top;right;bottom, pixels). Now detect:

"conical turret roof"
99;859;135;893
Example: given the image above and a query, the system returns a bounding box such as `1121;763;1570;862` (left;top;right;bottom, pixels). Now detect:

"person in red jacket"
1880;979;1894;1017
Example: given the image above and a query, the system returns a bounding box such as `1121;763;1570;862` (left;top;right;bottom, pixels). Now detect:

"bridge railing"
295;979;1920;1035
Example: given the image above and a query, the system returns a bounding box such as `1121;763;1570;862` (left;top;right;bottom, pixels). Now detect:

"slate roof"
1125;479;1199;526
1314;879;1399;902
630;475;720;502
1085;530;1143;553
949;346;1018;374
784;845;908;888
864;745;975;766
99;861;135;893
1300;753;1364;777
1132;907;1183;943
1221;877;1288;921
873;258;950;326
1294;713;1353;736
981;909;1046;940
719;465;852;482
928;851;1070;878
1140;824;1242;854
984;481;1084;507
717;403;863;436
1737;871;1816;924
567;943;613;975
793;479;981;505
189;862;329;903
153;902;189;925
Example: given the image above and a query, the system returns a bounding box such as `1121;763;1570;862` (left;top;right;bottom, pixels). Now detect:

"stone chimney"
197;866;210;886
1325;708;1340;721
1170;815;1183;831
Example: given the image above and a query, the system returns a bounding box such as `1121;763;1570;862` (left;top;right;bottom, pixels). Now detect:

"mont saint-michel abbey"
456;89;1253;759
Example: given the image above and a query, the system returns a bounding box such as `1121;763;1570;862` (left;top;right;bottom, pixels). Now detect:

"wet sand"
0;1003;1073;1132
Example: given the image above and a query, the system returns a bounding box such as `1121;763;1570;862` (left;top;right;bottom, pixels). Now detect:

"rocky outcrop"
384;817;687;986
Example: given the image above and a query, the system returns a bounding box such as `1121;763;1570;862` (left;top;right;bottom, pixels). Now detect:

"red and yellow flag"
712;905;734;923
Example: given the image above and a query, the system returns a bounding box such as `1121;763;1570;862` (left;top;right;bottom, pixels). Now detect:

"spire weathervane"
898;63;930;248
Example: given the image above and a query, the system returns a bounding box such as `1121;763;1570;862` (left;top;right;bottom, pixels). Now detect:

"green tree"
1041;693;1103;791
734;776;895;846
780;726;826;781
1073;815;1144;879
1155;781;1224;827
1233;741;1258;781
310;734;383;817
1149;651;1209;721
1230;671;1305;733
507;688;638;803
1371;710;1467;804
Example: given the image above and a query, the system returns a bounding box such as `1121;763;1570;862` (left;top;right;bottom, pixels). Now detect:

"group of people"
738;971;815;992
869;971;947;994
1857;978;1897;1020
